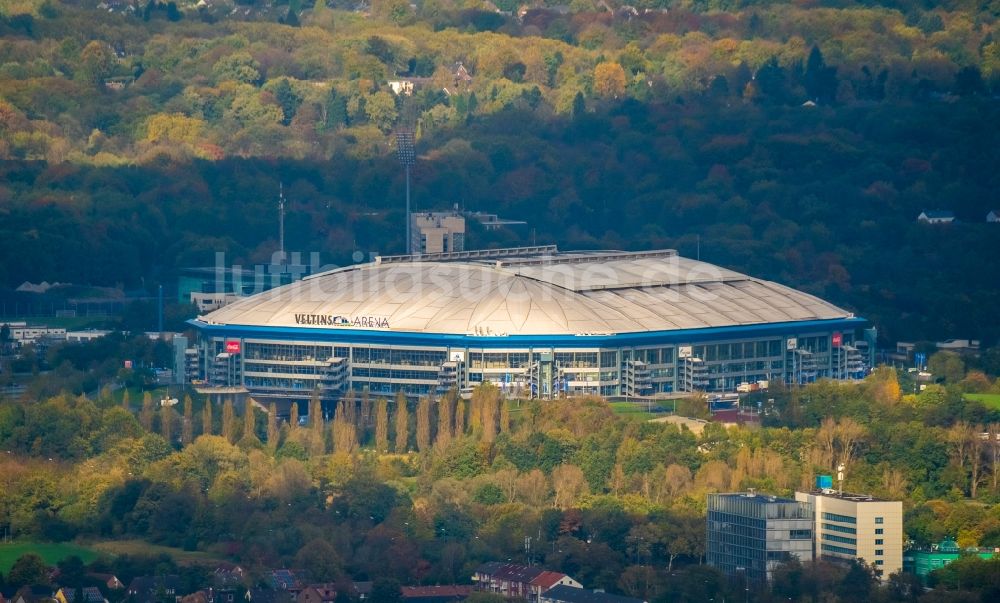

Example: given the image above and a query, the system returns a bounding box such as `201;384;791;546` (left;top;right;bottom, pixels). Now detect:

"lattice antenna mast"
397;130;415;255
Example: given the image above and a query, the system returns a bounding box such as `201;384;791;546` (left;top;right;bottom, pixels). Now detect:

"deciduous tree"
202;400;213;436
417;395;432;453
394;391;409;453
222;398;236;443
181;395;193;446
376;397;389;452
267;402;279;451
552;463;587;509
140;393;154;431
594;62;626;98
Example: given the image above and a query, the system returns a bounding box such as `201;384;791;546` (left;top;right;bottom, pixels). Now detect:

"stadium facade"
188;247;869;402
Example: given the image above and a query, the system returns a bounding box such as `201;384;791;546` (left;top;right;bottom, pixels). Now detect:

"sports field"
966;393;1000;410
0;542;98;574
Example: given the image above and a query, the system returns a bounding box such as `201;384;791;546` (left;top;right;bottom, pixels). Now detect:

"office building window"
876;550;884;556
875;517;884;524
875;528;884;535
822;512;857;524
875;539;883;545
875;560;884;566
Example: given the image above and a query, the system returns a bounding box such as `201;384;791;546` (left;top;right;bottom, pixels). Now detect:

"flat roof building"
903;538;999;584
410;212;465;255
189;247;867;404
795;489;903;579
707;491;815;583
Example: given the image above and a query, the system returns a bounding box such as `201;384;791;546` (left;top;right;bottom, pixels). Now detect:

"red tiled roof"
530;572;568;590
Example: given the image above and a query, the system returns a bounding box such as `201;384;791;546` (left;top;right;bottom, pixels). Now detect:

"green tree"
272;79;301;126
294;537;344;582
365;91;398;132
370;578;403;603
929;351;966;383
78;41;116;86
213;52;261;85
8;553;49;587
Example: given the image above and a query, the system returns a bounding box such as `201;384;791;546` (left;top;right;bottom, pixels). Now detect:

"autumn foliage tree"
594;62;626;98
394;391;409;453
416;395;432;453
375;397;389;452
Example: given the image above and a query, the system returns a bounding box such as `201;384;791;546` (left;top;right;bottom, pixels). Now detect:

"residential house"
87;574;125;590
213;564;247;587
452;62;472;88
55;588;106;603
917;210;955;224
400;586;472;603
393;77;431;96
472;563;581;603
245;589;294;603
346;583;371;601
127;576;184;603
988;210;1000;223
295;585;336;603
12;586;55;603
388;80;415;96
540;586;646;603
180;592;210;603
209;590;240;603
268;571;305;593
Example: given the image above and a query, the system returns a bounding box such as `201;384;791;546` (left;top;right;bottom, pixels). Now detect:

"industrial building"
186;246;869;403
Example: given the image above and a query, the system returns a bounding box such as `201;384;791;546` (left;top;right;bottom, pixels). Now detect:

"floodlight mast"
278;182;285;263
397;130;415;255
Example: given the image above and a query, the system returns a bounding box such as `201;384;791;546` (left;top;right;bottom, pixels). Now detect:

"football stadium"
189;246;869;402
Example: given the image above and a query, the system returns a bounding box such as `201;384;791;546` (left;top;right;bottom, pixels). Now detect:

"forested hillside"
1;0;999;344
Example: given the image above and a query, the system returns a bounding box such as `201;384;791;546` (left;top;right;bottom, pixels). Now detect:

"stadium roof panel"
201;249;853;336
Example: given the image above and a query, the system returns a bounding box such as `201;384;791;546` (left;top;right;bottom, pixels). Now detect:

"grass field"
966;393;1000;410
0;542;99;574
608;401;659;421
89;540;221;565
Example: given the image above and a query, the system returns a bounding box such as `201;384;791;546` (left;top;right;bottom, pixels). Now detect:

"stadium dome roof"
199;248;853;336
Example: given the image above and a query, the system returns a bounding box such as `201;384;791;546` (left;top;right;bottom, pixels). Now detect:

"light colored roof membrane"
202;254;854;336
